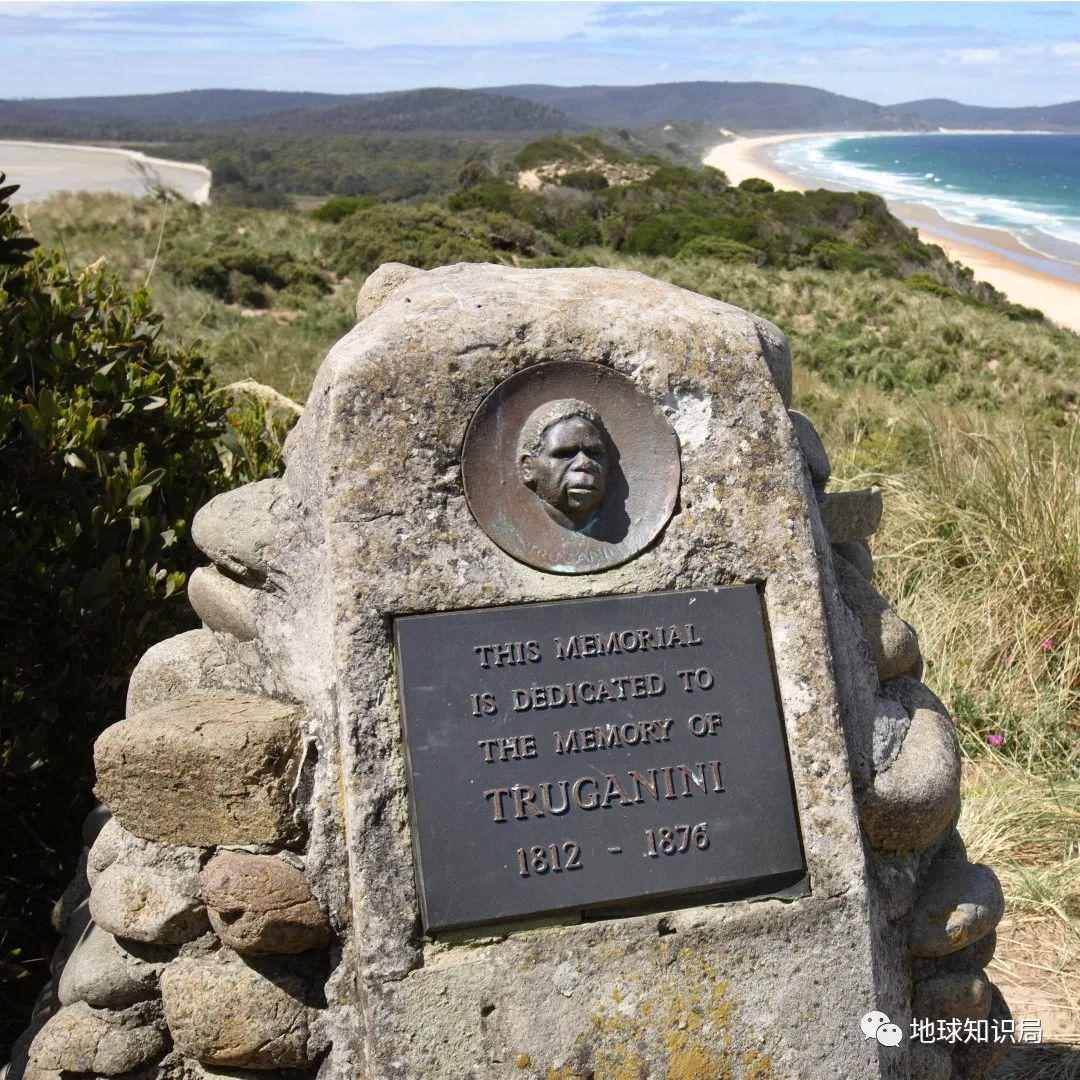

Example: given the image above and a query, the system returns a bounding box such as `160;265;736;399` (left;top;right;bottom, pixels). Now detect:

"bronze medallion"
462;362;681;574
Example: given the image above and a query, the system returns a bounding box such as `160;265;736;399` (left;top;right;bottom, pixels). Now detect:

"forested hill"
485;81;918;131
0;87;578;140
891;97;1080;131
244;89;578;134
4;83;1079;141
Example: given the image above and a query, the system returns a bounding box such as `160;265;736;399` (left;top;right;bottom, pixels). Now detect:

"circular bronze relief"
462;362;681;574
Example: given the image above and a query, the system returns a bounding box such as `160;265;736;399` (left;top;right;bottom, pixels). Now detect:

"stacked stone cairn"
6;263;1008;1080
792;418;1010;1080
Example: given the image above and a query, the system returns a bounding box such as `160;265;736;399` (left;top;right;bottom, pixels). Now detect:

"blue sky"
1;1;1078;106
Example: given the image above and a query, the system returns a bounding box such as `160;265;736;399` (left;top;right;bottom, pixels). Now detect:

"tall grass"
862;419;1080;776
961;763;1080;1067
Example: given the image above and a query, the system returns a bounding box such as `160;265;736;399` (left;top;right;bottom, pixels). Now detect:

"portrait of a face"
518;399;611;531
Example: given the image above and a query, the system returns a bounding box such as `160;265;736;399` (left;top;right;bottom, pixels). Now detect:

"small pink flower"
987;733;1005;747
1040;638;1055;652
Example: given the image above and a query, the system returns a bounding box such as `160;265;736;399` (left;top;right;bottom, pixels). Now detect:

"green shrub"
310;194;377;223
514;136;590;171
559;170;610;191
676;235;765;264
811;239;897;275
0;176;292;1047
327;203;559;276
174;243;332;307
904;272;959;300
738;177;775;193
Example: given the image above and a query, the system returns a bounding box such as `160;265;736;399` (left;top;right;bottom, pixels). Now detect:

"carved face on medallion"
462;362;680;574
517;399;611;532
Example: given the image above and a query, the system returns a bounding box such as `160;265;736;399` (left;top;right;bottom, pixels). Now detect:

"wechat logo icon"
861;1010;904;1047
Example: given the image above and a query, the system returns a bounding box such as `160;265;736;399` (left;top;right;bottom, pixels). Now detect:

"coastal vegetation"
3;135;1078;1064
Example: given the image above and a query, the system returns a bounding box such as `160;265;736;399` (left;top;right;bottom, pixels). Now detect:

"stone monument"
9;264;1009;1080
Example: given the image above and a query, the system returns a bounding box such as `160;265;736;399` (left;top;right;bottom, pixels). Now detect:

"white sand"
1;140;211;205
703;134;1080;334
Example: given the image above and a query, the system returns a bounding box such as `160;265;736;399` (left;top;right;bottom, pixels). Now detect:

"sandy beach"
704;134;1080;333
1;140;211;205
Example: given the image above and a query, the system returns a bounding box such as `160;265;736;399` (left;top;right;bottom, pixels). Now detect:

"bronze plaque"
395;586;806;933
461;362;680;574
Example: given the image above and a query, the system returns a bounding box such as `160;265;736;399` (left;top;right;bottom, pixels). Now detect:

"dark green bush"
327;203;559;276
310;194;378;223
0;176;291;1051
738;177;775;193
905;272;960;300
811;239;898;275
676;235;765;264
559;170;609;191
175;243;332;307
514;137;590;171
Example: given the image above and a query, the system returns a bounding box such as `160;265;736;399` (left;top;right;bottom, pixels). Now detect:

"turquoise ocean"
769;133;1080;278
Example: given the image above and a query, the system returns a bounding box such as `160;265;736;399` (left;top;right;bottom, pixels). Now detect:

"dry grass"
878;420;1080;776
960;763;1080;1075
804;390;1080;778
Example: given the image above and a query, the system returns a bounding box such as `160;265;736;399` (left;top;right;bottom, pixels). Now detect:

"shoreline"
703;134;1080;333
1;139;211;205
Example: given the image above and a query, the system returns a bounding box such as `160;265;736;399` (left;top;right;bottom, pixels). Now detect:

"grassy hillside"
9;142;1079;1065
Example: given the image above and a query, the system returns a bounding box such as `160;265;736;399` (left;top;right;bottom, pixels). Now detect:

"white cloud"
956;48;1003;65
1051;40;1080;55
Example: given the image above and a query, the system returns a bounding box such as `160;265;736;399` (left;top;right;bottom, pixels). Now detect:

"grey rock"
913;970;992;1022
788;410;831;488
835;555;923;681
870;693;912;772
913;931;998;981
920;824;967;878
28;1001;167;1076
160;954;320;1069
83;803;113;847
820;487;883;542
152;1052;298;1080
127;630;224;715
834;539;873;580
952;984;1011;1079
870;850;920;921
94;693;303;848
909;1038;952;1080
355;262;424;321
860;678;961;852
200;852;330;955
90;863;208;945
192;478;291;585
126;628;283;717
187;565;259;642
911;856;1005;958
57;923;165;1009
50;899;91;981
50;848;89;934
87;818;204;889
7;982;60;1080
